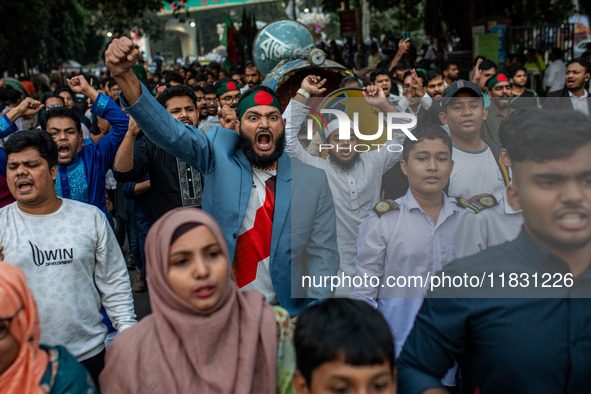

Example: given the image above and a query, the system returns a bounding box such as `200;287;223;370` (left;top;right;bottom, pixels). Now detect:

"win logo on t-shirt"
29;241;74;267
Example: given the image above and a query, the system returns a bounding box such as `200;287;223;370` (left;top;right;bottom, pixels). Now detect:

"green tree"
0;0;173;75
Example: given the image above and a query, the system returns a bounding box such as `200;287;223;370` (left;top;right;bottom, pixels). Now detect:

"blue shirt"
0;93;129;217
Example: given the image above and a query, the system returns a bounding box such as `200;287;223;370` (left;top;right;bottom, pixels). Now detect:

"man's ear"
235;120;241;134
439;112;447;125
506;180;522;212
50;165;57;181
482;106;488;121
400;159;408;176
500;148;512;167
283;117;287;127
292;370;311;394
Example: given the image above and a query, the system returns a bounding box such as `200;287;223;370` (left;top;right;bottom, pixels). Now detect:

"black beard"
239;128;285;168
328;150;360;171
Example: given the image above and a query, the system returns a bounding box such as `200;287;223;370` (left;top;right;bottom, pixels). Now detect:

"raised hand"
105;37;141;77
128;116;141;137
300;75;328;96
67;75;91;95
362;85;387;107
409;69;426;98
397;38;411;55
471;58;483;87
218;105;237;131
14;97;44;118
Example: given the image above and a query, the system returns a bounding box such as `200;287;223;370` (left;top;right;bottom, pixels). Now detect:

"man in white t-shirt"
0;129;136;385
439;80;510;199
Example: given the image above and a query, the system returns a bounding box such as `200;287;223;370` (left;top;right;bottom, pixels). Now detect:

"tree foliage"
321;0;575;48
0;0;174;75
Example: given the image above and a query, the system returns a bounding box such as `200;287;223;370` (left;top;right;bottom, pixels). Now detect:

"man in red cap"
481;73;512;143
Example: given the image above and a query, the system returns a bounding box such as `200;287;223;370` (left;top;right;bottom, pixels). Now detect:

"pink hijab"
0;262;49;394
100;208;278;393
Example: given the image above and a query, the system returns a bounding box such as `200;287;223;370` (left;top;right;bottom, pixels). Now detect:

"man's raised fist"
105;37;141;77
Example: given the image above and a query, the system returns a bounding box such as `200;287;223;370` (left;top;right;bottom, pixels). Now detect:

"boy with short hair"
351;125;460;387
292;298;396;394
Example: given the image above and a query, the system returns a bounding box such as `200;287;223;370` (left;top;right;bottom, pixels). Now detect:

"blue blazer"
124;84;339;316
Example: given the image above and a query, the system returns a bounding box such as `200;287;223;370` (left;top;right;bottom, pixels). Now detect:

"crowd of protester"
0;30;591;394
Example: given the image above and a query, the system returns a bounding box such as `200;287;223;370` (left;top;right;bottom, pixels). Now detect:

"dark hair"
551;47;563;59
156;85;197;108
5;87;22;104
5;129;58;169
55;87;74;102
166;72;185;85
40;107;81;135
402;124;452;161
498;107;542;153
192;85;205;94
42;94;65;106
510;110;591;165
339;76;362;88
104;77;117;90
245;61;257;70
508;66;526;79
440;60;458;72
479;59;497;71
294;299;395;385
202;84;215;95
403;70;427;87
370;68;391;83
392;59;410;71
566;57;591;73
426;70;443;82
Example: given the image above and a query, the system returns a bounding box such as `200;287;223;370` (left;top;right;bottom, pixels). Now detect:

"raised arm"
105;37;143;106
114;116;140;173
105;37;215;173
284;76;328;167
0;97;44;137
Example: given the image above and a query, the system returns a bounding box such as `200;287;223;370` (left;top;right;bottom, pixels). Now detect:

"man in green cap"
201;77;241;132
104;36;339;318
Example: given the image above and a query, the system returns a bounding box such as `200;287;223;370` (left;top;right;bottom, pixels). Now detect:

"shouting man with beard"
285;76;407;296
481;73;512;143
105;37;339;318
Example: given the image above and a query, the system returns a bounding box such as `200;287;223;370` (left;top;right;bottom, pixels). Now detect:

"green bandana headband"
486;73;509;91
237;91;282;120
215;80;240;96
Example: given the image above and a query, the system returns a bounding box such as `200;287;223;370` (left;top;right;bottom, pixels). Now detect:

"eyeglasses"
47;104;62;109
204;97;217;102
220;94;241;104
0;305;23;341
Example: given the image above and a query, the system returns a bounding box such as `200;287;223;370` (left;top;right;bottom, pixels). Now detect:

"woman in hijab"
100;207;295;393
0;261;96;394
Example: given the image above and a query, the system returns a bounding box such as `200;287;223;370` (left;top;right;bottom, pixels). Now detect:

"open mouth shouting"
255;130;273;152
57;143;72;161
15;177;34;194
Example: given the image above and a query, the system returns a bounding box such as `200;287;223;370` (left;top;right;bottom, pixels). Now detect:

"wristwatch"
297;88;310;100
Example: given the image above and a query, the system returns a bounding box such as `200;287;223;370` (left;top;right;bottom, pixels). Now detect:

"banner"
163;0;279;12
